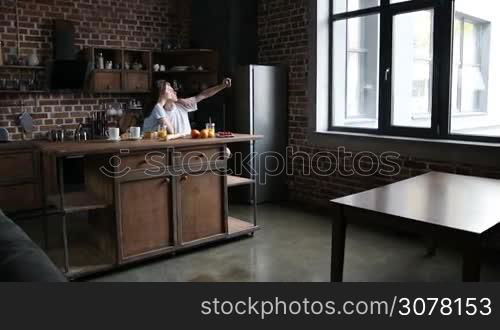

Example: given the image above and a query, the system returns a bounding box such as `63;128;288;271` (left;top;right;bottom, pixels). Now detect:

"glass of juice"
158;124;168;140
206;123;215;135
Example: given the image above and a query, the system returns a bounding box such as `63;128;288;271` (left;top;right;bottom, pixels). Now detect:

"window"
452;16;488;115
326;0;500;142
331;13;379;128
450;0;497;138
392;9;433;128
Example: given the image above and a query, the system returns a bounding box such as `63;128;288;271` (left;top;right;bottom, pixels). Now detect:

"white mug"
160;65;166;72
129;127;141;139
153;64;160;72
106;127;120;140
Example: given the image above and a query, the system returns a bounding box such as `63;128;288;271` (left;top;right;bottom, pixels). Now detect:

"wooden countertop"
0;141;36;152
34;134;263;157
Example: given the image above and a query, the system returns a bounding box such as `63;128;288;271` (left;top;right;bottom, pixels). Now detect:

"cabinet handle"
164;178;171;184
180;175;189;182
106;85;110;90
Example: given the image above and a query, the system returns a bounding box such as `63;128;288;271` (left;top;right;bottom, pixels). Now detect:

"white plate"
107;137;121;142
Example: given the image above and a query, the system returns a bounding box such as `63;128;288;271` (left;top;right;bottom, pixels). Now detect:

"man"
143;78;232;135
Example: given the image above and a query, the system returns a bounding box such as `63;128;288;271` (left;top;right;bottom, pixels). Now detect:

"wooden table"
330;172;500;282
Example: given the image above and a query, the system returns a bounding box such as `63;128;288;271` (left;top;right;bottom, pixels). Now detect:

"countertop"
0;141;37;152
33;134;263;157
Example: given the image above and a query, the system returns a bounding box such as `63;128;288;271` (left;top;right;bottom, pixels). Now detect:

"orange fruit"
200;129;209;139
191;129;201;139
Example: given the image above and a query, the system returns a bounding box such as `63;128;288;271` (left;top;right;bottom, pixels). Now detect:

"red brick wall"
257;0;500;207
0;0;191;140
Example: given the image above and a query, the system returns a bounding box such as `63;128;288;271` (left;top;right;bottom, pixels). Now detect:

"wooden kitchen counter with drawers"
25;134;263;278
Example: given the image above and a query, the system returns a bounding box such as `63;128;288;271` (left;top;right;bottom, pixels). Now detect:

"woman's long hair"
143;80;169;118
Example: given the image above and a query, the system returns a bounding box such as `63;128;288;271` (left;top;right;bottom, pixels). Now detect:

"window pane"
451;0;497;137
332;14;379;128
333;0;380;14
392;10;433;128
463;22;480;64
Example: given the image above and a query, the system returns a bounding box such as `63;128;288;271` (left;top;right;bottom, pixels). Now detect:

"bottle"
97;52;104;69
28;50;39;66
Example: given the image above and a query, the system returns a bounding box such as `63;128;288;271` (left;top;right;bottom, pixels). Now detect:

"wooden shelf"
46;242;115;279
0;65;45;70
163;49;215;55
227;175;254;188
0;90;48;94
47;191;108;214
228;217;259;237
93;69;122;73
154;70;214;74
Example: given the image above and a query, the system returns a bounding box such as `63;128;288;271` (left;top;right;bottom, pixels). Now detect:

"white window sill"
314;129;500;148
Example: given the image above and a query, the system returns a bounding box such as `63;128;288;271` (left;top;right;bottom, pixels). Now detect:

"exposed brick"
0;0;192;137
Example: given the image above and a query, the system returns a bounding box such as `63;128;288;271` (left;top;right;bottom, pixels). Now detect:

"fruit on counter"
200;129;209;139
208;130;216;138
191;129;201;139
216;131;235;138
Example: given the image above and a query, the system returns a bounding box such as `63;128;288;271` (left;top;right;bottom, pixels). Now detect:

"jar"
205;123;215;135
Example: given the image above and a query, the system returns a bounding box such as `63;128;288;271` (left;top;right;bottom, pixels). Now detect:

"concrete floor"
91;203;500;282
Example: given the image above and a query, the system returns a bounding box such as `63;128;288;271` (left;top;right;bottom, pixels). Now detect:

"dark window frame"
327;0;500;143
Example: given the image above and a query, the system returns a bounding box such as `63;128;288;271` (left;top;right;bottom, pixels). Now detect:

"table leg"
461;235;482;282
331;204;347;282
425;237;437;257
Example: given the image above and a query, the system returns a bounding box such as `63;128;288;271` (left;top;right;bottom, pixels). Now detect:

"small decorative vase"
28;51;40;66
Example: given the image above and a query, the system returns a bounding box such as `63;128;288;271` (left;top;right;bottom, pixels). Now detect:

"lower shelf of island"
228;216;259;238
227;175;254;188
44;216;258;280
47;191;108;214
46;241;116;279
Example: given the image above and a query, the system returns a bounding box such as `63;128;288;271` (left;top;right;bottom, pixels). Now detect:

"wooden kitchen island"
33;134;262;279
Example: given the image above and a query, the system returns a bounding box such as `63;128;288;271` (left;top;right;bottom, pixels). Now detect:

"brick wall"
0;0;191;140
257;0;500;207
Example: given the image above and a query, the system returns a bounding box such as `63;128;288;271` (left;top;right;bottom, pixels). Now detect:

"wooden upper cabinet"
91;71;121;93
179;172;226;243
123;72;150;92
85;47;151;93
118;177;174;262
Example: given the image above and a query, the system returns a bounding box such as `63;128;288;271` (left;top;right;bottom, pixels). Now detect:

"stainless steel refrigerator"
230;65;288;204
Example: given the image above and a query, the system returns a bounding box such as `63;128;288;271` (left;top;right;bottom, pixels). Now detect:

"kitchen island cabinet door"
117;177;175;263
179;172;227;244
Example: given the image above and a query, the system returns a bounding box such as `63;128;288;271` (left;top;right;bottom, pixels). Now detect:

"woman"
143;78;232;135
